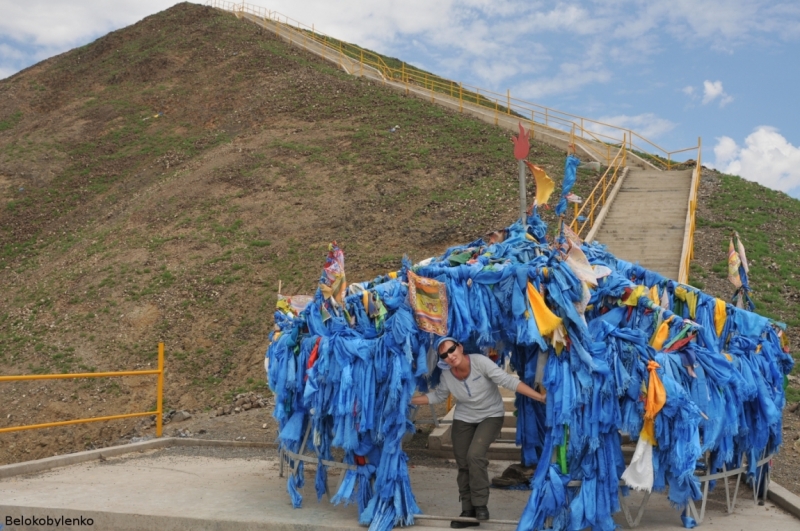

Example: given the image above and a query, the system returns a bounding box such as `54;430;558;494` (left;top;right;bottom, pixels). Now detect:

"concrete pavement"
1;445;797;530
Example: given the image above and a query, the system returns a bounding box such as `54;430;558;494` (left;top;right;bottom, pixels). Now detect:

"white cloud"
0;66;15;81
702;80;733;107
586;113;677;141
682;85;695;96
513;61;611;100
711;126;800;198
0;1;184;77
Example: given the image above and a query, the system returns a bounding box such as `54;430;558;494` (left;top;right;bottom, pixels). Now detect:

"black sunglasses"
438;343;459;360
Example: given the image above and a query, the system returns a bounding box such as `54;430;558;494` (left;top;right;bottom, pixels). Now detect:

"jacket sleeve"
425;374;451;405
475;355;520;393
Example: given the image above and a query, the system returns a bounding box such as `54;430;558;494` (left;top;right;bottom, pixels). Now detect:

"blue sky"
2;1;800;197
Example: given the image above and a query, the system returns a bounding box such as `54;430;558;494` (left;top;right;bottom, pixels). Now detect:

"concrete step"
498;427;517;441
427;411;516;451
503;411;517;428
589;167;693;280
439;441;523;461
503;397;515;412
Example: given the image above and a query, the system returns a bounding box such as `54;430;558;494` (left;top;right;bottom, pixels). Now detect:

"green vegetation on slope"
692;171;800;398
696;174;800;326
0;2;602;463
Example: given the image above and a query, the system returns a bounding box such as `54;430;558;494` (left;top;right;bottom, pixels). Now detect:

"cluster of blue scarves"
266;207;793;531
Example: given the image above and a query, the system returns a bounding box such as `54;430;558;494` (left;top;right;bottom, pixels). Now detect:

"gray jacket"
425;354;519;423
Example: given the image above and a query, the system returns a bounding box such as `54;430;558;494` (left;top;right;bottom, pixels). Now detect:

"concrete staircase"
590;168;693;281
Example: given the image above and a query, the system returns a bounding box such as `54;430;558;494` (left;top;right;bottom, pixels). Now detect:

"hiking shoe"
491;475;520;487
450;510;479;528
474;506;490;521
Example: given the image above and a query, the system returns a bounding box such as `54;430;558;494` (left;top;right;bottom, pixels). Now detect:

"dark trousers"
451;417;504;510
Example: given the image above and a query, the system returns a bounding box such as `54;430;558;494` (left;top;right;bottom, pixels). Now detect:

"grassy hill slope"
2;3;796;474
0;3;596;463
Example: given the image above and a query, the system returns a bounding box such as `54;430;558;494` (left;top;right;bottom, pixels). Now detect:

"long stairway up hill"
591;168;693;281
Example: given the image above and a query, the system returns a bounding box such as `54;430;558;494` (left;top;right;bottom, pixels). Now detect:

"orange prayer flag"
524;161;555;206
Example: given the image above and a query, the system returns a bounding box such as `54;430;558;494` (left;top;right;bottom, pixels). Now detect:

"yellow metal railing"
0;343;165;437
209;1;699;168
211;2;704;276
569;139;627;237
678;139;703;284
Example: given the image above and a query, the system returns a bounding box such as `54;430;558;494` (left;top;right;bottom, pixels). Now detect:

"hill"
0;2;602;464
1;2;797;484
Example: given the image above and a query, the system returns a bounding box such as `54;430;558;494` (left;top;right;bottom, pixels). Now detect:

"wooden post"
519;160;527;224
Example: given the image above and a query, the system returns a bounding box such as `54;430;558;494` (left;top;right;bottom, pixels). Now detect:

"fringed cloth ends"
407;270;449;336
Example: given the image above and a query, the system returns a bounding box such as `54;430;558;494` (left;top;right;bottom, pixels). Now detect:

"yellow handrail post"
581;117;585;139
571;123;575;145
573;202;578;222
459;83;463;112
623;134;627;166
668;153;671;170
402;62;405;83
156;342;164;437
698;136;702;166
545;108;549;126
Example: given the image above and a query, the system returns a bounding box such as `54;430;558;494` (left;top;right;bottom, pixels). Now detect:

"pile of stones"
215;392;269;416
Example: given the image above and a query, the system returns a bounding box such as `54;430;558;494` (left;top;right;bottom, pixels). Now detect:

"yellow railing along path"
678;139;703;285
208;1;699;171
208;1;704;281
0;343;165;437
570;139;627;237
